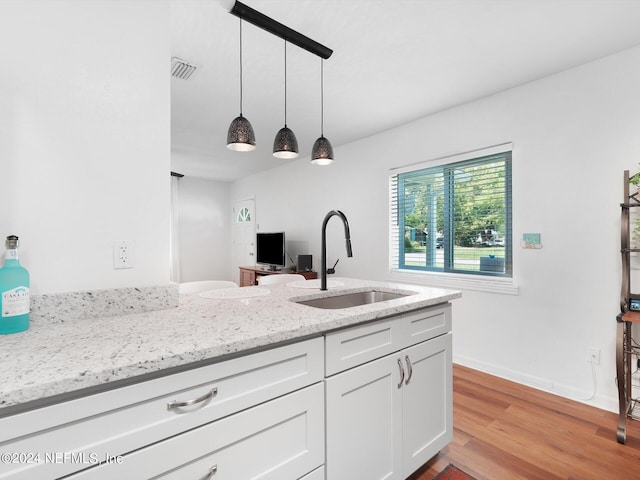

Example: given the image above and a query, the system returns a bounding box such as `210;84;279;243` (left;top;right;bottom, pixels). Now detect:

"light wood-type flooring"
408;364;640;480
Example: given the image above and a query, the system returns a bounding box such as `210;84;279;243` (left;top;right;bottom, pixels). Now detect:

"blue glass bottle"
0;235;30;334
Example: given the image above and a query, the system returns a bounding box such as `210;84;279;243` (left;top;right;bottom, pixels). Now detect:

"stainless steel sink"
294;289;412;309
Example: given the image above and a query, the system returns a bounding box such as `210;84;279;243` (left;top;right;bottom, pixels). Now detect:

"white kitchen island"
0;278;460;480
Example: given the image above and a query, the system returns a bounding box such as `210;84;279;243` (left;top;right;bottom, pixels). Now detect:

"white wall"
0;1;170;294
176;176;231;282
230;44;640;411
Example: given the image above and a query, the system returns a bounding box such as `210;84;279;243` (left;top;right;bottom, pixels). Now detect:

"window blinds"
390;150;512;277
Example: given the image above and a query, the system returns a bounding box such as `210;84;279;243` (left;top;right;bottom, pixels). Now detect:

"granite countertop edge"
0;278;461;413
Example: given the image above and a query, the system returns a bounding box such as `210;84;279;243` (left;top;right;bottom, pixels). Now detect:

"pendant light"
227;17;256;152
311;59;334;165
273;40;299;159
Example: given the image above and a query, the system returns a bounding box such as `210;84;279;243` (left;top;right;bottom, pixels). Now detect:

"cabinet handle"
397;358;405;389
197;465;218;480
404;355;413;385
167;387;218;410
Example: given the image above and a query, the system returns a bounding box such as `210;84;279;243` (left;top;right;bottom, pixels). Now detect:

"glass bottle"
0;235;30;334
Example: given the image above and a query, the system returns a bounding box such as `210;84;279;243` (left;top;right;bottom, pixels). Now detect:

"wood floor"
408;364;640;480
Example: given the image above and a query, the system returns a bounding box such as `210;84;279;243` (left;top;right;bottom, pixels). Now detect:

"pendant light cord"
320;58;324;136
284;40;288;126
239;18;244;115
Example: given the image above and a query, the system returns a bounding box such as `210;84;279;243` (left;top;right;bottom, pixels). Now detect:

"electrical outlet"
113;240;134;269
587;346;600;365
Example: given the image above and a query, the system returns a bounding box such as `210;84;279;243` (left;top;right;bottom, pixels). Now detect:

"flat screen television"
256;232;286;270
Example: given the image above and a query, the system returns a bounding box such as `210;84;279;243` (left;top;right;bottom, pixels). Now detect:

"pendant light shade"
227;18;256;152
273;126;299;158
227;114;256;151
311;59;334;165
311;135;334;165
273;40;299;159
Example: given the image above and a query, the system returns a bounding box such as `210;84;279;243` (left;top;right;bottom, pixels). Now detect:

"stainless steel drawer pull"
397;358;405;389
197;465;218;480
167;387;218;410
404;355;413;385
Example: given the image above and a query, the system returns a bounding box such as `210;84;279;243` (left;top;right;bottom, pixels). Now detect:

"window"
236;206;251;223
390;148;512;279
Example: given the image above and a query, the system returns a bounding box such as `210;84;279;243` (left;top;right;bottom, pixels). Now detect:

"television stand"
239;266;317;287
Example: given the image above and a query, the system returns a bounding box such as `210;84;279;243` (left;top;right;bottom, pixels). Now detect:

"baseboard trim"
453;354;617;413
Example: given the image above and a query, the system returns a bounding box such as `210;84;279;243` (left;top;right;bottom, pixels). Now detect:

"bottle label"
2;286;30;317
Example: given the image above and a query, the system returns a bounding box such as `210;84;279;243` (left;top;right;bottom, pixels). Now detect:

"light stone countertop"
0;278;460;414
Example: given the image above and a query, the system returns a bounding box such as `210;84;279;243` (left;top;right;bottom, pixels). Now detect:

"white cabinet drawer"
0;337;323;480
324;304;451;376
401;304;451;346
325;317;402;376
69;382;325;480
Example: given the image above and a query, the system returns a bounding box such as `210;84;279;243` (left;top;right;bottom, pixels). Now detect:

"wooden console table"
239;266;317;287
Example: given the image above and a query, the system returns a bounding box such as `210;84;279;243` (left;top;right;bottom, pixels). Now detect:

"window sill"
385;269;519;295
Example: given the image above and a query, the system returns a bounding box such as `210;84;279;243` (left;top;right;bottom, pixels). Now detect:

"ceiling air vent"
171;57;198;80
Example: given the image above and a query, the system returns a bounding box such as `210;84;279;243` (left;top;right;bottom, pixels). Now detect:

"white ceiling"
170;0;640;181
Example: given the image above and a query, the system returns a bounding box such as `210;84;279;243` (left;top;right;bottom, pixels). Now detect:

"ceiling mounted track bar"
228;1;333;59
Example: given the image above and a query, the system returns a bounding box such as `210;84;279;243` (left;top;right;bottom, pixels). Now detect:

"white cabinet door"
401;333;452;477
299;466;325;480
325;354;402;480
325;332;452;480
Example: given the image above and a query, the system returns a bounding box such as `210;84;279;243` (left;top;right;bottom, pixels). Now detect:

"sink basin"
294;289;412;309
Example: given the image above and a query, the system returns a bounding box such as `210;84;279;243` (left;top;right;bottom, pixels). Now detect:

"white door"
232;198;256;284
